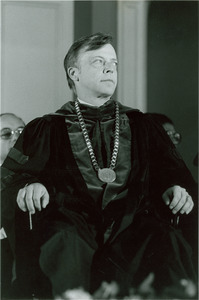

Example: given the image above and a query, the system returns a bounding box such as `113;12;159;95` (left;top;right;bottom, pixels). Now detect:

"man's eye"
1;132;12;139
113;61;118;67
92;59;104;66
4;133;12;138
18;127;24;134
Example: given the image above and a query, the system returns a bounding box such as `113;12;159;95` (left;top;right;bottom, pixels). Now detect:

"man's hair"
0;113;25;126
146;113;174;126
63;32;113;91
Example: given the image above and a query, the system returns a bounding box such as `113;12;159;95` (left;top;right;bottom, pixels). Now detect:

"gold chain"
74;100;120;172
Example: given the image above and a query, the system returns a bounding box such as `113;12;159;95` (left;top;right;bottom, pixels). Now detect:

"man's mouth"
101;79;115;84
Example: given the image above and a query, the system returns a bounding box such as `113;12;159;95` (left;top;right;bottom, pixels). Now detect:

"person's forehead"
0;115;24;130
78;44;117;61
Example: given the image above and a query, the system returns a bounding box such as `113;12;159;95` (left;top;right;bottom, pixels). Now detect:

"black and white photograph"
1;1;198;299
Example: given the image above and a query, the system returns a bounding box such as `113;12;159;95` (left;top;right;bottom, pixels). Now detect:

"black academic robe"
1;101;197;298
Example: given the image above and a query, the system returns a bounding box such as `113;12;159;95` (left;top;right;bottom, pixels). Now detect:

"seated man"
0;113;25;165
0;113;25;298
1;33;197;299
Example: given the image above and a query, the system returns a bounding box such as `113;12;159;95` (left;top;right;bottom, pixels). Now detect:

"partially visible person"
0;113;25;165
146;112;198;272
0;113;25;298
145;113;181;146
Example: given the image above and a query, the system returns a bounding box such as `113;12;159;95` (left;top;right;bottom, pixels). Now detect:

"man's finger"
41;191;49;209
171;191;188;214
179;200;191;214
180;196;194;214
169;192;181;209
17;188;28;212
32;187;42;211
25;186;35;213
162;195;170;206
186;200;194;214
162;189;172;205
169;187;186;209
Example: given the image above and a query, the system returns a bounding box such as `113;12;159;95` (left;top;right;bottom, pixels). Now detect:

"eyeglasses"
166;130;182;145
0;127;24;140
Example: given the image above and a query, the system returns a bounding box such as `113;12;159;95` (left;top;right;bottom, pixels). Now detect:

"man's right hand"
17;183;49;214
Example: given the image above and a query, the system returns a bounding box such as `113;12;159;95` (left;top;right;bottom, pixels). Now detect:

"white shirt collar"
77;98;96;107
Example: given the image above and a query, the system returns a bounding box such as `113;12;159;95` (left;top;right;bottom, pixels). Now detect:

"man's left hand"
162;185;194;215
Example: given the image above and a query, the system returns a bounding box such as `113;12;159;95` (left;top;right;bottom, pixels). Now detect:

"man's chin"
97;94;114;100
99;88;116;98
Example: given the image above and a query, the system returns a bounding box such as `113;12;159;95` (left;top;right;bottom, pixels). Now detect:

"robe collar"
56;100;138;121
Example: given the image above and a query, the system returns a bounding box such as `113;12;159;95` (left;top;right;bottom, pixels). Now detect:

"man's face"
162;122;181;146
0;115;24;164
74;44;118;100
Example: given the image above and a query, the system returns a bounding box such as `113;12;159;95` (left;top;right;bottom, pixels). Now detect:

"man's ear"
68;67;79;82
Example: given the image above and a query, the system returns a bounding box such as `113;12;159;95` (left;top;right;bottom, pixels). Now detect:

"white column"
117;0;149;112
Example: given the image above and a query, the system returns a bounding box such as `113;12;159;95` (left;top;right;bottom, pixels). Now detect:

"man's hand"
162;185;194;215
17;183;49;214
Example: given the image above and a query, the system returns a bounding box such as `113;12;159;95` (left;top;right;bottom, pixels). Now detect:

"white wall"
117;1;149;112
1;1;74;124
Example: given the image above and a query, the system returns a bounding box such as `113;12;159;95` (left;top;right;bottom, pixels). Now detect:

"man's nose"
103;61;114;73
12;131;20;142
